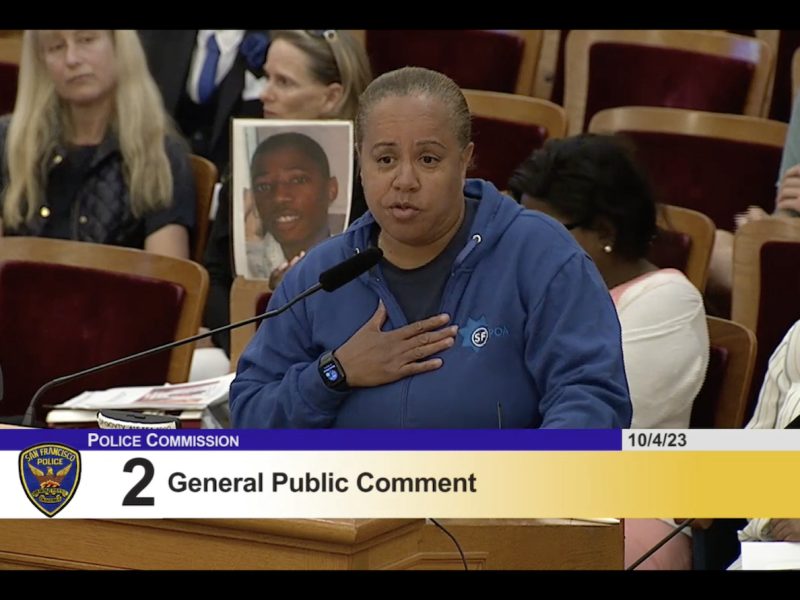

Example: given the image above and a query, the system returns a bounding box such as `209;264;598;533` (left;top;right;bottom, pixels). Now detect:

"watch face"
322;361;342;385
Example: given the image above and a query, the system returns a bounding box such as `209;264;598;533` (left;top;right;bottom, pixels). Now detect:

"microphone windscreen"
97;410;181;429
318;247;383;292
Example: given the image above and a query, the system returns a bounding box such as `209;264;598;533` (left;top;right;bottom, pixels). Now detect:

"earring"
603;244;613;254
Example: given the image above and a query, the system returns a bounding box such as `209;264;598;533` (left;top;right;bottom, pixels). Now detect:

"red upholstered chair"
649;204;715;293
690;316;756;428
463;89;567;190
188;154;218;263
732;219;800;420
229;276;272;369
0;238;208;421
565;30;773;135
365;30;543;95
589;107;787;232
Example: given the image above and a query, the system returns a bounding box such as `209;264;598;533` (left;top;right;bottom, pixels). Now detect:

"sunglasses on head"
306;30;337;42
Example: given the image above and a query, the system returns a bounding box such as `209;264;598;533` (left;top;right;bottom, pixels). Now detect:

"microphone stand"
626;518;696;570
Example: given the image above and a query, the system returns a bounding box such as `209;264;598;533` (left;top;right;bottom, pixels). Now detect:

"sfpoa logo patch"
459;316;510;353
19;443;81;517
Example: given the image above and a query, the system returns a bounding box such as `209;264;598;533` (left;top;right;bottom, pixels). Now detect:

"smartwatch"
318;350;349;391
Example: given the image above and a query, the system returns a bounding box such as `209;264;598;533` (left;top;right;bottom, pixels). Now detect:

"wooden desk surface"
0;518;623;570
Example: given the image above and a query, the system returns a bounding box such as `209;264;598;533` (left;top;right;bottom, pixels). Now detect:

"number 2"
123;458;155;506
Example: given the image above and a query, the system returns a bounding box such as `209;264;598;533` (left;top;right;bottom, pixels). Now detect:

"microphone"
318;247;382;292
626;518;696;570
21;247;383;427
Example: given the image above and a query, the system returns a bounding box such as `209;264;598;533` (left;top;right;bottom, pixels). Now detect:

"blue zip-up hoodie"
231;180;631;428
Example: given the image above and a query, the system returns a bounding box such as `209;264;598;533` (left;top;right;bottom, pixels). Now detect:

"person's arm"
526;252;632;428
774;93;800;216
230;260;457;429
202;177;234;354
775;165;800;216
143;138;196;259
615;276;709;428
746;319;800;430
739;319;800;541
145;224;190;258
778;94;800;186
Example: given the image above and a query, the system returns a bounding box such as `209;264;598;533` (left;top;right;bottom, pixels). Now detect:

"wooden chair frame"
188;154;218;263
732;219;800;332
463;88;568;138
566;30;774;135
0;237;208;383
229;276;270;369
589;105;788;147
655;204;716;293
696;316;756;428
360;30;544;96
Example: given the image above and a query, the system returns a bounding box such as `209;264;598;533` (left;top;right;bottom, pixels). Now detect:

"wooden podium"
0;518;622;570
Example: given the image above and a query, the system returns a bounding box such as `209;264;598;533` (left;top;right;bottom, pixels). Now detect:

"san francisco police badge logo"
19;443;81;517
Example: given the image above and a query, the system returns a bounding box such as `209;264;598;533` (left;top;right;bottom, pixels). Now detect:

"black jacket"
0;116;196;247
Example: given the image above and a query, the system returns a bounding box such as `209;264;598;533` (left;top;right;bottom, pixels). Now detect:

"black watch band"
318;350;349;391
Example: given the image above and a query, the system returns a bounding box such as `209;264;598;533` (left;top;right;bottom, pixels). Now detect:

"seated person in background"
138;29;269;175
229;67;632;429
708;92;800;303
244;132;338;285
0;30;195;258
203;29;372;357
728;318;800;568
508;134;709;570
509;135;709;429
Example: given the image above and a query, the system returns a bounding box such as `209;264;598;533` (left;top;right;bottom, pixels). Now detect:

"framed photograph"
231;119;354;281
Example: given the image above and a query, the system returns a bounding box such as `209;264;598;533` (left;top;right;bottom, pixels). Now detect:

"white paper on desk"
58;374;235;411
741;541;800;570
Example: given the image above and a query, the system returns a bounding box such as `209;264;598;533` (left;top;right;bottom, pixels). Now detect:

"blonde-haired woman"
0;30;195;258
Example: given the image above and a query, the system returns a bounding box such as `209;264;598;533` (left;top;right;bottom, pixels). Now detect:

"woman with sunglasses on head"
199;30;372;371
509;134;709;570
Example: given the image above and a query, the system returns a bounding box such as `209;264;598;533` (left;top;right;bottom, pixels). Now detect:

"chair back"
464;89;567;189
690;316;756;428
0;238;208;420
566;30;773;134
649;204;715;292
189;154;218;263
590;106;786;231
732;219;800;419
366;30;543;95
229;276;273;369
